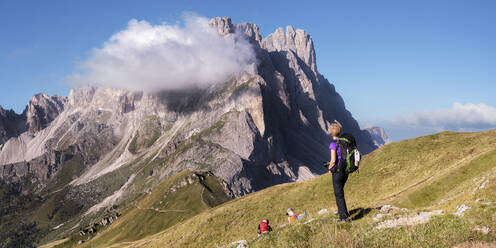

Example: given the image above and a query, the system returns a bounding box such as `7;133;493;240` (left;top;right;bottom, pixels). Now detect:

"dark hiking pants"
332;171;349;220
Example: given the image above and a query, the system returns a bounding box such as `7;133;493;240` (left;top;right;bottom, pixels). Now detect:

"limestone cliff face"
262;25;317;72
0;93;66;145
0;107;25;145
210;17;377;154
25;93;66;133
0;17;378;239
363;126;391;147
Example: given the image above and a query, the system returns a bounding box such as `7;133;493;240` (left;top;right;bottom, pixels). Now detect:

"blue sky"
1;0;495;141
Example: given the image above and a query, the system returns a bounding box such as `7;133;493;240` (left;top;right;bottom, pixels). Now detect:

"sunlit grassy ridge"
50;130;496;247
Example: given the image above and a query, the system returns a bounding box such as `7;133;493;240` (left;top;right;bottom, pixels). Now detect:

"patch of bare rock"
375;207;444;229
454;204;471;217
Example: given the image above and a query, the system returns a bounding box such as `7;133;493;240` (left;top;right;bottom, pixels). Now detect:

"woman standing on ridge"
328;121;350;222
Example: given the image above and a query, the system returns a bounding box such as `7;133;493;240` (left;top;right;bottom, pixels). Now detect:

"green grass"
25;155;85;233
248;213;493;248
229;82;249;96
46;130;496;248
0;181;42;247
128;133;138;154
30;187;83;233
226;77;257;96
54;171;231;247
128;115;164;154
150;113;231;174
36;154;147;244
45;154;84;192
393;150;496;209
143;115;162;148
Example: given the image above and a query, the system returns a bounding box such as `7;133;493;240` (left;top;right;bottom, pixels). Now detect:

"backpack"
332;133;361;174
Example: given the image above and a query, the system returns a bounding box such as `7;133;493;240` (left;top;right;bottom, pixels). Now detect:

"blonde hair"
330;122;342;137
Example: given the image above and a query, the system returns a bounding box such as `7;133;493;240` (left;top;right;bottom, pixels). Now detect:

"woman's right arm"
329;149;336;173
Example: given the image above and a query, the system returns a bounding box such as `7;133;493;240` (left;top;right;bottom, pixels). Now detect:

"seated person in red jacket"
257;219;273;235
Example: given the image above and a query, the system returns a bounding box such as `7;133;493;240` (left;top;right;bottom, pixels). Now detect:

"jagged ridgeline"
0;17;377;246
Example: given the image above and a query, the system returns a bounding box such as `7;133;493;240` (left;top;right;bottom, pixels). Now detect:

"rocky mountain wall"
0;17;378;241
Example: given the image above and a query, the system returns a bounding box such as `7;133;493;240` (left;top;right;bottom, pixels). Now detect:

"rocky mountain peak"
363;126;391;147
209;17;316;72
0;92;68;145
68;85;96;107
0;106;25;145
237;22;262;43
209;17;262;43
209;17;235;36
25;93;66;133
261;25;317;73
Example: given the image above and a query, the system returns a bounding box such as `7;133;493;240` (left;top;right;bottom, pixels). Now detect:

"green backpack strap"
338;137;351;144
345;148;355;174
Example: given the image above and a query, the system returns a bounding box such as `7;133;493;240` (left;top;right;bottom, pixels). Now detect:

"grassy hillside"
47;130;496;247
53;171;231;247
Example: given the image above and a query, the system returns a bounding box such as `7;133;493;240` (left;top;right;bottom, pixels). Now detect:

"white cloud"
69;14;257;91
392;102;496;131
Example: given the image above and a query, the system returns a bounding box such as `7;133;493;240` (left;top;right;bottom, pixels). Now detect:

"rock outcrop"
25;93;66;133
363;126;391;146
0;93;66;145
262;25;317;72
0;107;26;145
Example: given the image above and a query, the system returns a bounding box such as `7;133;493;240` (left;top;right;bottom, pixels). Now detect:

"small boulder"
376;210;443;229
373;213;385;221
474;226;490;235
454;205;471;217
379;205;399;213
230;240;247;248
318;208;328;215
475;199;493;206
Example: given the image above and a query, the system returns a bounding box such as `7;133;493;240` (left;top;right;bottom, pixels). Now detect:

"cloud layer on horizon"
391;102;496;131
69;15;257;91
